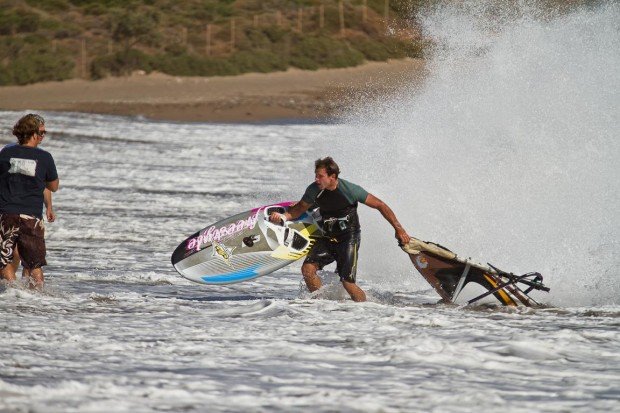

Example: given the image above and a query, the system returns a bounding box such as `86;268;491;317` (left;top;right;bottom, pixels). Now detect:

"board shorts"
303;230;361;283
0;213;47;270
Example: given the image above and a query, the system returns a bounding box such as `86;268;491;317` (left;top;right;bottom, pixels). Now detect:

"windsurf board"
171;202;322;284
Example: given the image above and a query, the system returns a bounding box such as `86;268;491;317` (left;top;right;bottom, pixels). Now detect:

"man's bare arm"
46;178;59;192
44;189;55;222
364;194;411;245
269;200;312;223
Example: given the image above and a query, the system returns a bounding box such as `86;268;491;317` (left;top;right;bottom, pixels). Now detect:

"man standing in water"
0;114;59;288
0;143;55;284
270;157;410;302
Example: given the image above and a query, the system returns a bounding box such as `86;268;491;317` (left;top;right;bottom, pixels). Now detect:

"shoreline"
0;59;425;123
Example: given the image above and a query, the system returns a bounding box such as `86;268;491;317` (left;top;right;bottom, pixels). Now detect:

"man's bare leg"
301;262;322;292
26;268;44;290
22;267;31;286
1;252;19;283
1;265;17;283
342;280;366;302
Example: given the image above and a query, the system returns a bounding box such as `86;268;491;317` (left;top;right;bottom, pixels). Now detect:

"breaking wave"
335;1;619;306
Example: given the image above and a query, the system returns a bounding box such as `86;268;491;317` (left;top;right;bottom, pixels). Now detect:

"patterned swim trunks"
0;213;47;270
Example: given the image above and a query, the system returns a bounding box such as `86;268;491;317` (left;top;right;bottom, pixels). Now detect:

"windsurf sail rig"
402;238;549;307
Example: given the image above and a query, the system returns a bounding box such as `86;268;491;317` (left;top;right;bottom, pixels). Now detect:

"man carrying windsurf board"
269;157;410;302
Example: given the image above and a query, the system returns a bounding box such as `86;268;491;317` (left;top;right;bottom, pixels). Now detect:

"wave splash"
334;1;619;307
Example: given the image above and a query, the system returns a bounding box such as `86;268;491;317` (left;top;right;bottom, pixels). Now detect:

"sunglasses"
37;130;47;136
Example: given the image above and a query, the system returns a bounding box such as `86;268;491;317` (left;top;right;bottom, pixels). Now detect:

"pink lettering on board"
186;209;260;252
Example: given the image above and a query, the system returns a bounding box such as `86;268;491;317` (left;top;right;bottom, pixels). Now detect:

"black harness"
315;188;360;237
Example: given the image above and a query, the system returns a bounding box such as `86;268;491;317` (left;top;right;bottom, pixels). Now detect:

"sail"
402;238;549;307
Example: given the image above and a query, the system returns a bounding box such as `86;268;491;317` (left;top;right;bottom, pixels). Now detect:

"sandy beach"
0;59;424;123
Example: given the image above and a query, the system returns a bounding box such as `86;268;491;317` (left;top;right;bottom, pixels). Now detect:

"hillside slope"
0;0;428;85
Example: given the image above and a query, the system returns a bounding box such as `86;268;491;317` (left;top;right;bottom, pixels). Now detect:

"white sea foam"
333;1;619;307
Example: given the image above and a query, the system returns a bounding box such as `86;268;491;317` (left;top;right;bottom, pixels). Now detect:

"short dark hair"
13;114;45;145
315;156;340;178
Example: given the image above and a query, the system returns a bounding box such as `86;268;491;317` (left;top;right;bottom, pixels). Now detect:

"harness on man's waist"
322;215;351;234
321;208;360;238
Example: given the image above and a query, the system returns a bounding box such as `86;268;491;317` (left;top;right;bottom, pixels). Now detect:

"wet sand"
0;59;425;123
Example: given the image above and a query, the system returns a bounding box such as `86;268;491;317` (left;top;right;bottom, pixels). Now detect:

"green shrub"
22;34;50;47
0;38;25;60
153;53;238;77
0;0;431;84
152;53;203;76
196;58;239;77
110;9;159;50
164;43;188;57
25;0;71;12
351;37;391;61
403;38;427;58
288;55;318;71
0;66;12;86
237;28;274;50
381;37;425;59
230;50;287;73
54;25;83;39
15;10;41;33
2;53;74;85
367;0;429;18
0;9;41;35
68;0;127;7
0;35;75;85
82;3;109;15
90;49;153;79
290;35;364;69
262;25;287;43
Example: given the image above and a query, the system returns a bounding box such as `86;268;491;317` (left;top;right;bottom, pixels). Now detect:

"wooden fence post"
339;1;345;35
277;10;282;27
363;0;368;23
181;26;188;47
81;37;86;78
205;24;211;56
384;0;390;25
230;18;235;52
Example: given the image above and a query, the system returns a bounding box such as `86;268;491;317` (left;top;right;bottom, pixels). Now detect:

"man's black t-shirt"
301;178;369;236
0;144;58;218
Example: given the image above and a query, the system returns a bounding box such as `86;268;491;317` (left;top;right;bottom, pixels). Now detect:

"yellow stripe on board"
483;274;517;306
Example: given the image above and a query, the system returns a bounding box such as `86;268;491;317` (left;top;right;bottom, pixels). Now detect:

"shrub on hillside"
90;49;154;79
153;53;238;77
0;66;11;85
0;9;41;35
68;0;126;7
109;9;160;51
0;1;431;85
0;54;74;85
0;36;74;85
236;27;275;51
230;50;287;73
262;25;288;44
25;0;71;12
290;35;365;70
351;37;391;61
381;37;425;58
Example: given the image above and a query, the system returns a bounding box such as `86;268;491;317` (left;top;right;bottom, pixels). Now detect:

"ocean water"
1;2;619;412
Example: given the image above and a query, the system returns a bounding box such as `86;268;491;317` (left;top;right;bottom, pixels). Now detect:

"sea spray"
331;1;619;306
